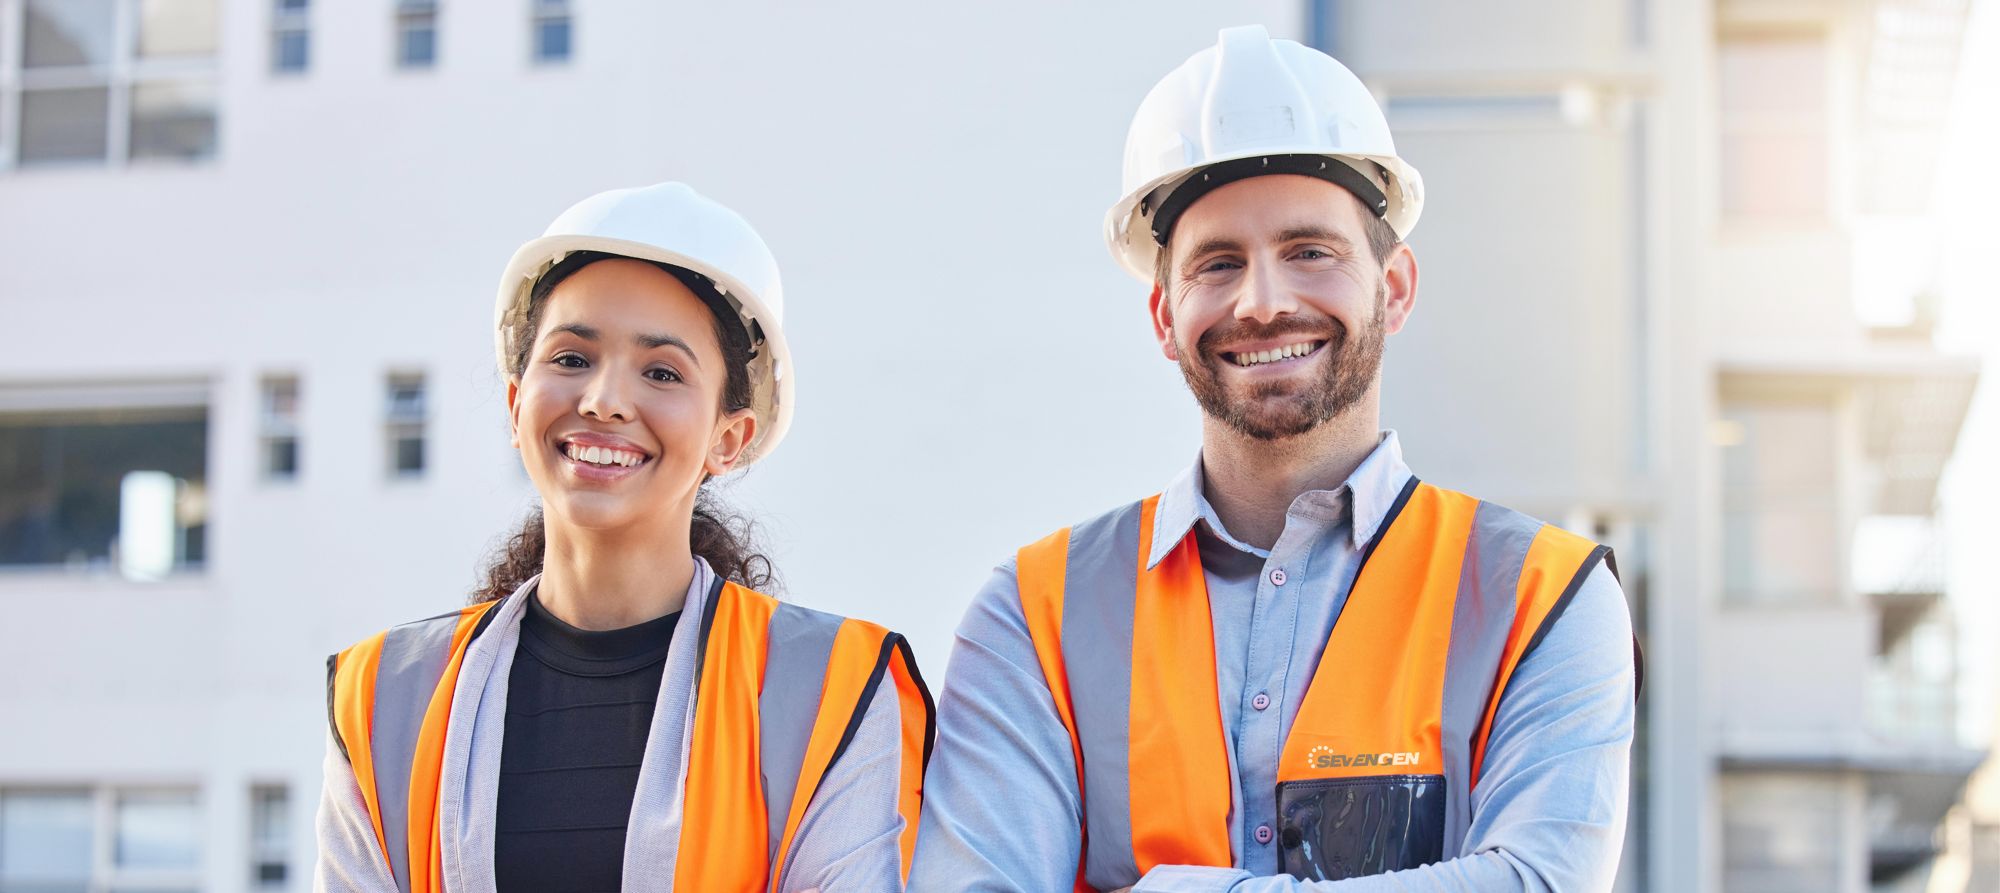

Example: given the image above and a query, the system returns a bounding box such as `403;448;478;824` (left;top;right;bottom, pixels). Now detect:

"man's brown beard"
1176;282;1386;441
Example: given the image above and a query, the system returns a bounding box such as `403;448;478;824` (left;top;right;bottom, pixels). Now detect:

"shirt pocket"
1275;773;1447;881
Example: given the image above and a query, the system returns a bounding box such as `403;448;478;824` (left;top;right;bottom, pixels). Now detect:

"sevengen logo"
1306;744;1422;771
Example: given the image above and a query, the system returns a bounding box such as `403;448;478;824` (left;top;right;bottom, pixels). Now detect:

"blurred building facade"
1321;0;1987;890
0;1;1984;892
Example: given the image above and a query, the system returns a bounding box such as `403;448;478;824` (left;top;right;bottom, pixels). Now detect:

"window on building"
531;0;571;64
1718;32;1831;218
1719;397;1842;604
0;382;209;577
0;789;92;891
250;785;289;888
261;376;301;481
272;0;311;74
9;0;220;167
0;786;201;892
386;373;426;477
396;0;439;69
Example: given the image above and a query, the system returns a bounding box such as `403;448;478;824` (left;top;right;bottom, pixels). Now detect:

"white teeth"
1235;341;1320;367
565;443;644;467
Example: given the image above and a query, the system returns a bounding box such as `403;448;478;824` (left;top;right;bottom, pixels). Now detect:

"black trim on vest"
1632;635;1645;702
1518;544;1611;664
1597;549;1645;699
826;635;898;772
1149;154;1391;246
469;598;503;642
1355;476;1422;581
325;654;347;763
894;636;938;768
693;574;728;688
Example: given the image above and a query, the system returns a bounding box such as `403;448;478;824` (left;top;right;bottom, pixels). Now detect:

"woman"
316;183;932;893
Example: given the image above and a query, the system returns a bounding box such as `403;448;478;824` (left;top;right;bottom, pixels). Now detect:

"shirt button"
1269;568;1287;586
1255;824;1274;845
1252;692;1271;711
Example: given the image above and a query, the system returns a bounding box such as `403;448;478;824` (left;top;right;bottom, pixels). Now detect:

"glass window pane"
265;438;298;477
138;0;219;58
250;786;288;888
398;23;436;67
535;19;570;62
275;30;309;72
278;0;309;10
0;406;209;569
394;436;424;473
24;0;115;68
115;791;199;870
20;87;110;164
0;790;93;886
130;80;219;161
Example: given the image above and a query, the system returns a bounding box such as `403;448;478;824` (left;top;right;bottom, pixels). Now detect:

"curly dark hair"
474;251;777;603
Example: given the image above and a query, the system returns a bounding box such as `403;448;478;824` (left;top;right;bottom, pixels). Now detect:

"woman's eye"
647;368;682;383
552;353;586;368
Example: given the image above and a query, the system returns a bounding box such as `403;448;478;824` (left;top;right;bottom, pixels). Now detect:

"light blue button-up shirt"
911;432;1635;892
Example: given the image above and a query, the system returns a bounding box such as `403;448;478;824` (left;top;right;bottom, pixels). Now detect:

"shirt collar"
1146;430;1414;569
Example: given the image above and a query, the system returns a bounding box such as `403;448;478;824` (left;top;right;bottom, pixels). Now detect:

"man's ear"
1148;282;1180;362
1380;242;1419;336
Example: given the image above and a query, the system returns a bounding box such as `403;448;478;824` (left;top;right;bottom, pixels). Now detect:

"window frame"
0;783;204;893
270;0;309;74
394;0;439;70
0;0;221;170
385;371;427;479
529;0;571;65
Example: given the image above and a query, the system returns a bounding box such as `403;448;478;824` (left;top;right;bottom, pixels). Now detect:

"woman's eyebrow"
639;333;700;367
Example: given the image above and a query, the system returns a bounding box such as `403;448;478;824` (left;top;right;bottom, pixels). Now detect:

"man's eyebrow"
1182;237;1244;263
1277;225;1355;249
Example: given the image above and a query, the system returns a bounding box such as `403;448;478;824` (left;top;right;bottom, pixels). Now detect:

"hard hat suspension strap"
1148;155;1390;247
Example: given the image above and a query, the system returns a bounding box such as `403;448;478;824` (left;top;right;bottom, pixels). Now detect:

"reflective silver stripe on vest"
1436;500;1544;853
371;611;466;893
758;601;843;874
1057;500;1147;889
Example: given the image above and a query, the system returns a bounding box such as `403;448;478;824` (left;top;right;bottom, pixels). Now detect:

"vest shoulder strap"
679;580;936;893
1467;517;1613;786
325;599;503;893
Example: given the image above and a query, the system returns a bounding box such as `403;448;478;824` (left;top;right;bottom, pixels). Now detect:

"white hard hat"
1105;25;1425;283
495;182;795;467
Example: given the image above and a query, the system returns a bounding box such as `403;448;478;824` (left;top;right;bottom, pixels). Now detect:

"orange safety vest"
326;577;934;893
1015;478;1634;889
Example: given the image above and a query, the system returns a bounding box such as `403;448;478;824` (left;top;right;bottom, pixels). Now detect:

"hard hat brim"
1105;149;1424;284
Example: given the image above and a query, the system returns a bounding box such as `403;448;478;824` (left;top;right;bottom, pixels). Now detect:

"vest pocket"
1275;773;1447;881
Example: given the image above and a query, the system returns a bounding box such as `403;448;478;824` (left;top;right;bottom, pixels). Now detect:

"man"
910;26;1638;892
